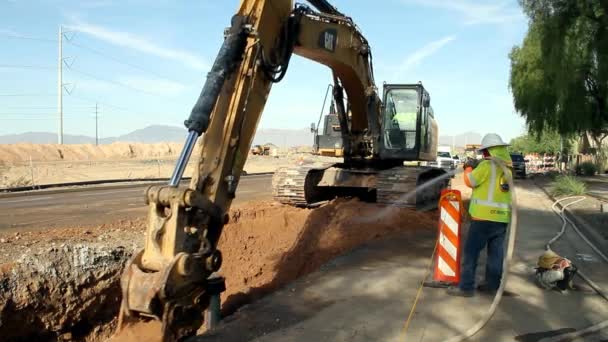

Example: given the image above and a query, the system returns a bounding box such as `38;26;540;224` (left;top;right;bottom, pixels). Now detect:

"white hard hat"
479;133;509;150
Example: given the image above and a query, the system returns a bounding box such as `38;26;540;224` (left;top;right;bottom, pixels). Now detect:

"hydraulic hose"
536;197;608;342
444;157;518;342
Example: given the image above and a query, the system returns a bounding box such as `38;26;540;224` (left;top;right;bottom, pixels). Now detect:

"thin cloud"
401;0;524;25
0;28;19;35
398;35;455;75
78;0;119;9
117;77;187;96
66;20;208;71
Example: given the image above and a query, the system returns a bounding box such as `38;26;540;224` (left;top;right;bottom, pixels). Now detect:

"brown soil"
0;143;182;163
0;143;338;187
0;199;437;341
218;199;437;316
110;321;163;342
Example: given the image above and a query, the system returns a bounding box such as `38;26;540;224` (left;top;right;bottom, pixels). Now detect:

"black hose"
185;15;249;135
260;11;301;83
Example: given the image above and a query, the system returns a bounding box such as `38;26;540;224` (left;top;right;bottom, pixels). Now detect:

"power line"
67;94;131;111
2;106;95;109
0;118;84;121
0;113;91;116
67;67;164;97
65;40;184;85
0;93;55;97
0;32;56;42
67;96;170;115
0;115;88;119
0;64;55;70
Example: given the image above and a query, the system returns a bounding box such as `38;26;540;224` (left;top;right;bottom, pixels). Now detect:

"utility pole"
57;25;63;145
95;103;99;146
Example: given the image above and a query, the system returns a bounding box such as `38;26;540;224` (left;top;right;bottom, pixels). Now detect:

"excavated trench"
0;199;437;341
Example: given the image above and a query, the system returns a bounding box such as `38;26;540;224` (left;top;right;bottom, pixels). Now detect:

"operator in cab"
391;99;417;132
448;133;513;297
389;93;418;149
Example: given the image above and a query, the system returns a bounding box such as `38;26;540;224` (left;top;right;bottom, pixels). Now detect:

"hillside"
0;125;313;147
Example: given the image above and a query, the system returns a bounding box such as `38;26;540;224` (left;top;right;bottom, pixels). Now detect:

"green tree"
509;130;571;155
510;1;608;168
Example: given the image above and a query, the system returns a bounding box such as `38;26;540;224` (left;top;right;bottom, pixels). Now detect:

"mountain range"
0;125;480;148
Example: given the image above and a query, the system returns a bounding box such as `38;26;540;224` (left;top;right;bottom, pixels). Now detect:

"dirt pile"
0;199;437;341
0;142;182;163
218;199;437;315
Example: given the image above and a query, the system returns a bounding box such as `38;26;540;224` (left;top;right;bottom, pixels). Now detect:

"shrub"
550;175;587;196
576;161;597;176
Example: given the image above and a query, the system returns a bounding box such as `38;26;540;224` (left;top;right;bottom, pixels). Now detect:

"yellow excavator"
117;0;449;340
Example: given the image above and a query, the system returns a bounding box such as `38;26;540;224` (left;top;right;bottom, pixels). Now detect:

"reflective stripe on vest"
471;198;510;209
465;172;477;187
469;160;511;223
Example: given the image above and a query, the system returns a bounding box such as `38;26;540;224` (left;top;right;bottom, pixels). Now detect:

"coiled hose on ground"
536;196;608;342
406;161;608;341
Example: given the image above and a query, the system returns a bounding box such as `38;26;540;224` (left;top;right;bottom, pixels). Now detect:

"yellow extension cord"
401;239;438;337
401;191;458;338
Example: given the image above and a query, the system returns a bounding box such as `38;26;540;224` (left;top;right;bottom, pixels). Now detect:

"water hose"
406;164;608;341
536;197;608;342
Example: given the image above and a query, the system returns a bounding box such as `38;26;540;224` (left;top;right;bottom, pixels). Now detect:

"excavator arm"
118;1;381;339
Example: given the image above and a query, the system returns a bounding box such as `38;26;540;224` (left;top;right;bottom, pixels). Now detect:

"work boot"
477;283;498;294
446;286;474;297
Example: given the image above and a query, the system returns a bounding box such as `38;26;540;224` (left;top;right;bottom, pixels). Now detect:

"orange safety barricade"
432;189;463;285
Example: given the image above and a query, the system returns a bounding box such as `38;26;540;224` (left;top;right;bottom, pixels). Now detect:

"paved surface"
535;174;608;247
0;174;272;232
196;179;608;342
582;174;608;201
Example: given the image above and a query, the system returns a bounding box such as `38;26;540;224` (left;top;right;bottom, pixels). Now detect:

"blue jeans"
459;220;507;291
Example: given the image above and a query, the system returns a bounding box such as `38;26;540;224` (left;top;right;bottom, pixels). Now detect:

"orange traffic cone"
424;189;463;288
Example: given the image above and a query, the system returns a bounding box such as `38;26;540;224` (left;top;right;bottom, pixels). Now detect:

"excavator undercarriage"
272;164;449;208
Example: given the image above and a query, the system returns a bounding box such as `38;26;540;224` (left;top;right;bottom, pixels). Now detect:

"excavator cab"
379;83;436;162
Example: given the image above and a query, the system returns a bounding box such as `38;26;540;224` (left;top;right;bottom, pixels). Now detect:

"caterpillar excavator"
116;0;449;340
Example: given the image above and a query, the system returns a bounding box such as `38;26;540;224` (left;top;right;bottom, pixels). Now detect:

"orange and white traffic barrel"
432;189;463;285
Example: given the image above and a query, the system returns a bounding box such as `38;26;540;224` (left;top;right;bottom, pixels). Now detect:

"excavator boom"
117;1;447;340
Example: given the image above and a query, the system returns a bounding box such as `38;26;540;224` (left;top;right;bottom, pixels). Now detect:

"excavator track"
273;165;448;209
377;166;448;209
376;166;419;207
272;166;323;206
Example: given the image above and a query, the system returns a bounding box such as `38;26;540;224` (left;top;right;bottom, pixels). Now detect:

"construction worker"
447;133;513;297
392;111;417;131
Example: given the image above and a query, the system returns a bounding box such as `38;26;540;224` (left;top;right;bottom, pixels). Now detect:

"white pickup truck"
430;145;455;172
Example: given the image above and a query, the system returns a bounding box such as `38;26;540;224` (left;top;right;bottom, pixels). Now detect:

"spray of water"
356;167;464;224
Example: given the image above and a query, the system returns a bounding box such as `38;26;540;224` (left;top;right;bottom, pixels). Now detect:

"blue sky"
0;0;527;141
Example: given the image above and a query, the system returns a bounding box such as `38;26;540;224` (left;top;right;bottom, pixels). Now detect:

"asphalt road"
0;174;273;232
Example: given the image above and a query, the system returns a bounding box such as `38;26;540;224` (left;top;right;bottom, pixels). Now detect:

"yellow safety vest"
393;112;416;130
466;159;512;223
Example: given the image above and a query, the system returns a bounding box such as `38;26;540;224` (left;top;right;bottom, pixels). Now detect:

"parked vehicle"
438;146;456;171
510;153;527;178
453;155;462;166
